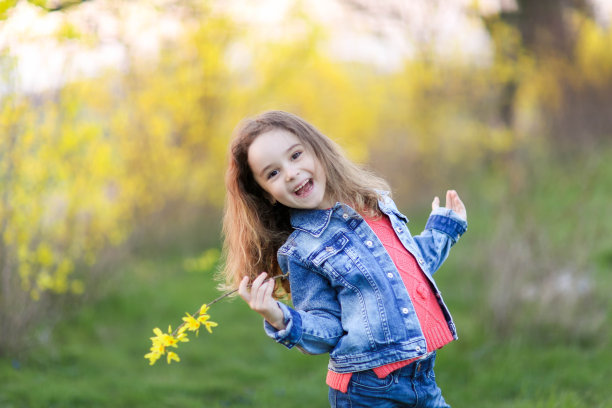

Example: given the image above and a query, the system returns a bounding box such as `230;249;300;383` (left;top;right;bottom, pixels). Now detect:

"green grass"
2;147;612;407
2;249;610;407
1;253;330;407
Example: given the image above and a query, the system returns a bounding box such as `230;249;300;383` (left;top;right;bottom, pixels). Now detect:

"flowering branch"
145;273;288;366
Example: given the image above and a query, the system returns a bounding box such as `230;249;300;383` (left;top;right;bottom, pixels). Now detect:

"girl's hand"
238;272;286;330
432;190;467;221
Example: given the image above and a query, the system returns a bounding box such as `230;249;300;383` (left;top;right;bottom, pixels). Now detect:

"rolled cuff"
263;301;303;349
425;208;468;243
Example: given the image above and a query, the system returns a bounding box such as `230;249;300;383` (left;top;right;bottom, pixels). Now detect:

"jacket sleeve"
412;207;467;275
263;255;344;355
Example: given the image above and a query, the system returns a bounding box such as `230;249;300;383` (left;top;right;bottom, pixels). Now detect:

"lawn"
1;251;330;408
2;246;610;408
2;149;612;407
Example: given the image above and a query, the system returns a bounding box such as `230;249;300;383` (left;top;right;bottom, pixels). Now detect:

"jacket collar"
289;205;336;237
289;191;407;237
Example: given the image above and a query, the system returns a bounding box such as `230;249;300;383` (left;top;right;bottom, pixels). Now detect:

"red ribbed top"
326;214;454;393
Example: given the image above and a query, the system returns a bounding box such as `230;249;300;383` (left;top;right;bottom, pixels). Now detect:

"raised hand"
432;190;467;221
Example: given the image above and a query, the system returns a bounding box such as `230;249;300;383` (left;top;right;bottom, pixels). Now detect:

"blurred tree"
0;0;385;353
494;0;592;56
338;0;612;146
2;0;610;354
0;0;90;18
482;0;612;145
0;81;132;352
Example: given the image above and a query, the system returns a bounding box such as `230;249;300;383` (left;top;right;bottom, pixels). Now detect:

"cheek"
315;161;327;184
246;172;275;202
265;182;285;199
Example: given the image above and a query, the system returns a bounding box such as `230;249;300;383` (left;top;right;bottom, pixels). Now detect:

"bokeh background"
1;0;611;406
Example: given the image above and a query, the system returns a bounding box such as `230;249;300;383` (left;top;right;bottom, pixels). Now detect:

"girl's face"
247;128;333;210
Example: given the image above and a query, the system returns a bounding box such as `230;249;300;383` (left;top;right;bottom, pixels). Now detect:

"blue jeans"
328;353;450;408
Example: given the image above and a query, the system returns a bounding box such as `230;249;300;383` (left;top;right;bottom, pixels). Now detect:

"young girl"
221;110;467;407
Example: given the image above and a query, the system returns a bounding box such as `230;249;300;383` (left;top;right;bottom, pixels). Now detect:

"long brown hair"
219;111;390;298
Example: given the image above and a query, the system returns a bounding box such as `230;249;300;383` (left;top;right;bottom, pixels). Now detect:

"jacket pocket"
351;369;395;391
310;231;349;267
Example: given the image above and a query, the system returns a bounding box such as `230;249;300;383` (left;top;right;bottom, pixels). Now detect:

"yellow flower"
146;328;168;366
198;304;209;315
182;313;201;334
146;301;223;366
145;349;162;366
150;341;165;354
204;321;218;333
145;325;189;366
197;312;218;334
166;351;180;364
157;325;178;348
198;303;218;333
150;327;165;346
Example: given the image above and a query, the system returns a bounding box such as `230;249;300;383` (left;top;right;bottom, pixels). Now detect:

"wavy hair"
219;111;390;298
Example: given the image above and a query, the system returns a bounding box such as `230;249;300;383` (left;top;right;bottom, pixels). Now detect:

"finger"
445;190;453;208
238;276;251;302
250;272;268;292
455;195;467;218
432;196;440;211
454;193;463;209
265;279;276;301
255;280;274;309
249;273;268;305
264;279;275;300
449;190;460;207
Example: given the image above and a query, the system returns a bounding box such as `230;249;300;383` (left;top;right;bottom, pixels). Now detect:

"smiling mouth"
294;179;313;197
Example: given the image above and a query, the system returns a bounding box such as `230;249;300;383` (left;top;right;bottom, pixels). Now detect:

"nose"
285;165;299;182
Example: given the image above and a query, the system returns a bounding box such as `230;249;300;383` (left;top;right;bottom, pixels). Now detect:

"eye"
266;169;279;180
291;150;302;160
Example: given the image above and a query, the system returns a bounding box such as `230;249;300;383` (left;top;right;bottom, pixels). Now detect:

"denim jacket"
264;192;467;373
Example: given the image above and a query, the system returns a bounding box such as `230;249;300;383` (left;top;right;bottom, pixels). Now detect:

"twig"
209;273;288;306
171;273;288;337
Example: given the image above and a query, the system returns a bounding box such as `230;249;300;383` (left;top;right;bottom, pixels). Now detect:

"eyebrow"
258;143;302;177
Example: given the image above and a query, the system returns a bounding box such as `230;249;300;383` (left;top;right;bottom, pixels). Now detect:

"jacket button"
365;240;373;247
402;308;409;314
342;213;349;219
395;226;402;233
387;273;393;278
417;258;424;264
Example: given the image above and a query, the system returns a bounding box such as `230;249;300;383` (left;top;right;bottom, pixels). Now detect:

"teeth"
294;179;310;193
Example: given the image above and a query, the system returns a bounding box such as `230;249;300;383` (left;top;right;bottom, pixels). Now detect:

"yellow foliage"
2;1;611;352
0;83;133;303
574;13;612;86
70;279;84;295
55;21;81;41
184;248;221;274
